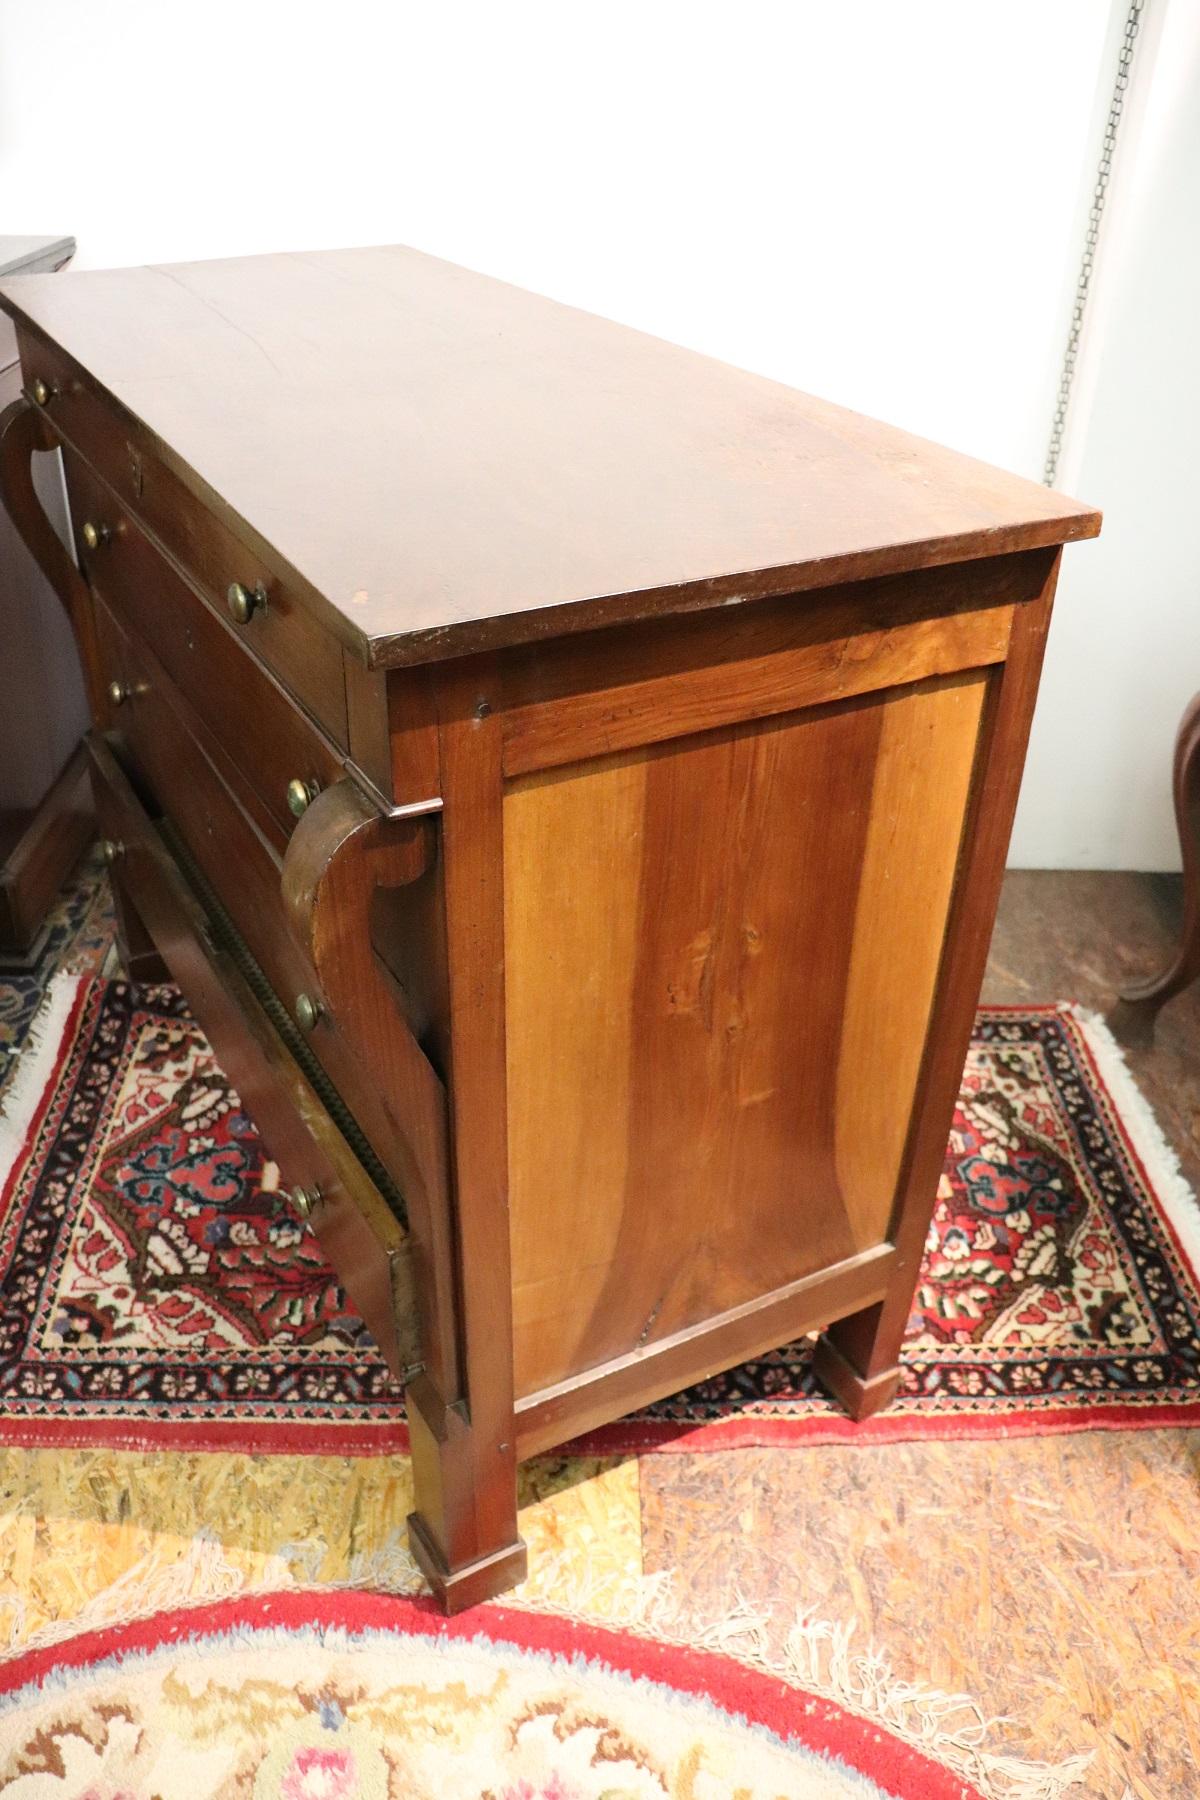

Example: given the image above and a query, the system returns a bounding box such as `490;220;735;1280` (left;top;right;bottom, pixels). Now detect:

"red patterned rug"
1;973;1198;1455
0;1588;991;1798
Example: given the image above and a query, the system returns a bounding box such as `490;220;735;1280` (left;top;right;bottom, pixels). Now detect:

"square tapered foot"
812;1331;901;1421
407;1512;528;1615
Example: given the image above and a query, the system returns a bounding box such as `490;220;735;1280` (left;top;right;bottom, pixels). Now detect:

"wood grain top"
0;245;1100;668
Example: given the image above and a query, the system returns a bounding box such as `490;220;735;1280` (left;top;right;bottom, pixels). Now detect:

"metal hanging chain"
1044;0;1146;487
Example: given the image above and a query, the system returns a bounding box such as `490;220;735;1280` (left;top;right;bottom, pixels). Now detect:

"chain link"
1044;0;1146;487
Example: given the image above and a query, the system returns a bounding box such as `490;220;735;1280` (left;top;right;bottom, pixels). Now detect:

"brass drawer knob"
294;992;324;1032
30;377;51;406
107;679;131;707
291;1185;321;1222
82;521;113;551
286;776;320;819
227;580;267;625
97;838;125;866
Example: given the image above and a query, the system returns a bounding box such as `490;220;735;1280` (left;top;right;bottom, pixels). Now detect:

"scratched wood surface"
0;246;1100;667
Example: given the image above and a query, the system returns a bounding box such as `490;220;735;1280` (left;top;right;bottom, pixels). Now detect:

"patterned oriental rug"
1;969;1198;1456
0;1588;991;1799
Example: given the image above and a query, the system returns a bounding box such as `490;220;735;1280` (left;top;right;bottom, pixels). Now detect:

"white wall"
1014;0;1200;868
3;0;1180;866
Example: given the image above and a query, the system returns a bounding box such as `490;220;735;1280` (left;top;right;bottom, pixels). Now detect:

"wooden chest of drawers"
0;246;1100;1611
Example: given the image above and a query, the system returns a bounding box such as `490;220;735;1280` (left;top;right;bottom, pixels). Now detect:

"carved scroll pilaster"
281;779;459;1400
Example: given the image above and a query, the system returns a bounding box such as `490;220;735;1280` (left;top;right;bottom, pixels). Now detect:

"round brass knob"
31;378;50;406
97;838;125;866
286;776;320;819
107;679;130;707
294;992;323;1033
82;520;112;552
227;580;265;625
291;1185;321;1222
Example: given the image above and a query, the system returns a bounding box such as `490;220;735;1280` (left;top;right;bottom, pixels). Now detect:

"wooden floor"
0;868;1197;1796
986;870;1200;1194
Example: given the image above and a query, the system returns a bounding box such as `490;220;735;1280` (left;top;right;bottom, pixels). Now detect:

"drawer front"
21;328;347;744
85;728;417;1379
68;450;344;850
92;591;318;1007
92;593;419;1219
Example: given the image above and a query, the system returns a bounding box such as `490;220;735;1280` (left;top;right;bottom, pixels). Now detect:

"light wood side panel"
501;588;1012;778
833;672;987;1245
504;752;646;1387
505;670;989;1400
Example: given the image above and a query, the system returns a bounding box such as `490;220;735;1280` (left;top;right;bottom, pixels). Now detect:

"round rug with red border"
0;1587;984;1798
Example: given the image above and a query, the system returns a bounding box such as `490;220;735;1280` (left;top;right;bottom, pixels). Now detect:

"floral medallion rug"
1;965;1198;1456
0;1588;991;1799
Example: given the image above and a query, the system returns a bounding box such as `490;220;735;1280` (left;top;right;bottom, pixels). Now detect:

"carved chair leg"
1120;691;1200;1019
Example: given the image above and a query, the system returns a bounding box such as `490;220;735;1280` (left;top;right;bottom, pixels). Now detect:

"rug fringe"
506;1555;1093;1800
1066;1002;1200;1279
423;1544;1092;1800
0;1527;245;1658
0;972;83;1195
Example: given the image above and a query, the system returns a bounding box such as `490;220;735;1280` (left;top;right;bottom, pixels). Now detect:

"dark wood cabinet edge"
0;742;92;955
820;556;1063;1396
6;311;1101;675
365;521;1100;672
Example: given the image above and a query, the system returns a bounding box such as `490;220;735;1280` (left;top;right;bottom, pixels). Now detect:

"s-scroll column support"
280;779;458;1400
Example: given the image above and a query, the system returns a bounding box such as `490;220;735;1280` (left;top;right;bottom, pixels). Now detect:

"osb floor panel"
1;868;1198;1797
634;871;1200;1800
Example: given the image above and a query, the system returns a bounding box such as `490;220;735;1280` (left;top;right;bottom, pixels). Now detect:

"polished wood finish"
2;247;1097;670
516;1242;896;1458
66;448;345;848
281;781;458;1395
14;325;347;740
815;562;1063;1413
411;657;527;1605
497;551;1046;779
505;670;986;1396
1120;691;1200;1019
90;592;439;1235
0;247;1099;1611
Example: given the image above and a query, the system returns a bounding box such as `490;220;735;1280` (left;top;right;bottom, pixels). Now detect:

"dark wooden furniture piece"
0;234;89;955
1121;691;1200;1019
0;246;1100;1610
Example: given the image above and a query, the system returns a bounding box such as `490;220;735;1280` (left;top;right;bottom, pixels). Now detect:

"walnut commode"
0;247;1100;1610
